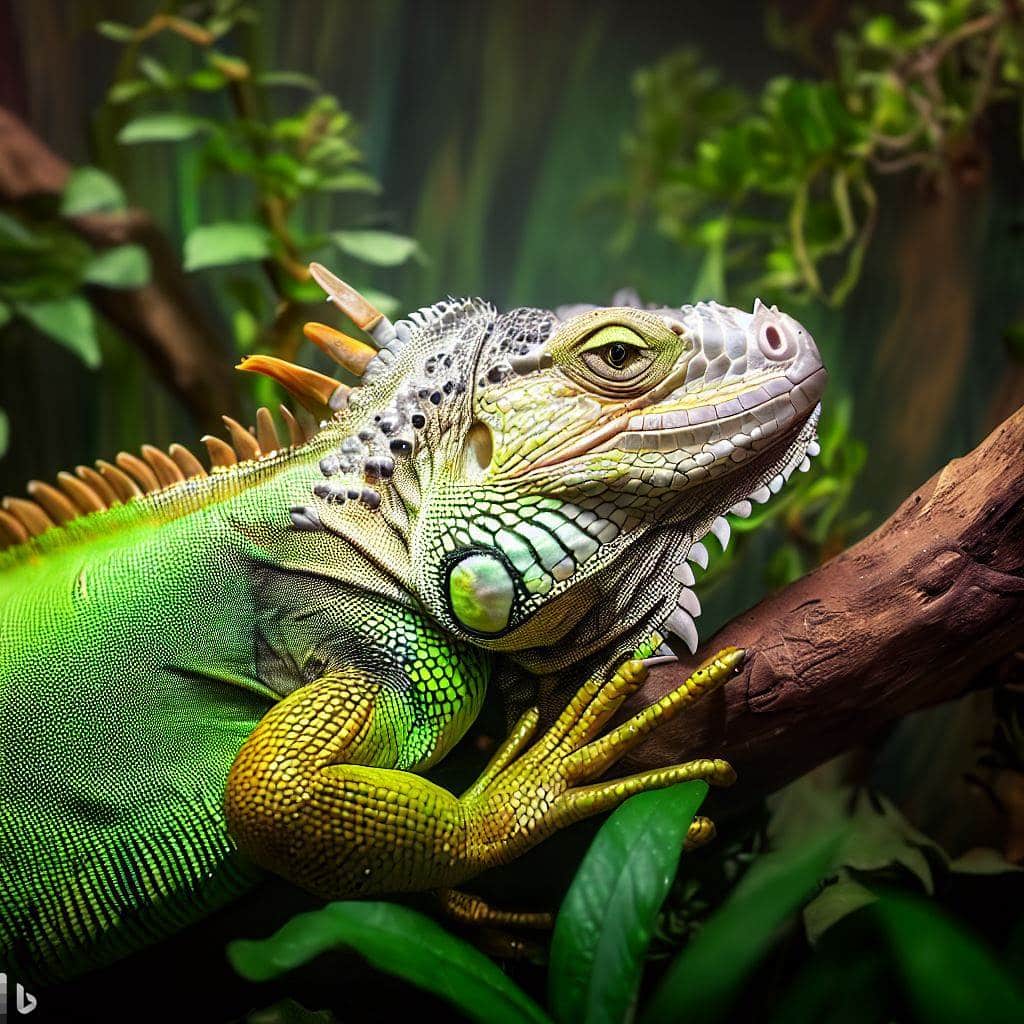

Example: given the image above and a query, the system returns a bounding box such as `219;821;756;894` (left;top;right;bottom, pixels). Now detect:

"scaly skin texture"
0;284;824;982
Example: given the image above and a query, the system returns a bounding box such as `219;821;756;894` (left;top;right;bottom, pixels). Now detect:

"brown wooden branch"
0;105;238;428
624;403;1024;804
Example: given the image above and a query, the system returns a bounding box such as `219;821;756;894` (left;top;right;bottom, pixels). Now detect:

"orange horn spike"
0;507;29;548
168;444;207;480
308;262;387;336
3;496;55;536
76;465;120;507
278;404;305;447
303;321;377;377
222;416;261;462
141;445;185;488
202;435;237;469
255;407;280;454
56;471;106;513
26;481;78;524
236;354;348;415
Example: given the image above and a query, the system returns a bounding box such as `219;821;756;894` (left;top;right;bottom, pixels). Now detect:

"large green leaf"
642;828;844;1024
17;296;100;368
872;892;1024;1024
228;901;551;1024
84;244;151;289
183;223;272;271
549;782;708;1024
332;230;421;267
61;167;127;217
117;113;211;145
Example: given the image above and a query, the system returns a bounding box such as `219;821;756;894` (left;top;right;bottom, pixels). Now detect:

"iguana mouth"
523;363;826;475
614;365;826;448
653;402;823;655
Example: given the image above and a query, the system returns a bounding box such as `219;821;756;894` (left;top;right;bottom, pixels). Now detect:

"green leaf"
0;211;42;249
186;68;228;92
108;79;152;104
139;56;175;89
332;230;421;267
17;296;100;368
96;20;135;42
228;901;551;1024
317;170;382;195
61;167;127;217
803;871;878;944
872;892;1024;1023
863;15;897;48
360;287;401;319
949;847;1024;875
183;223;271;271
642;827;844;1024
117;113;211;144
840;791;942;892
549;782;709;1024
0;407;8;459
84;244;151;289
258;71;320;90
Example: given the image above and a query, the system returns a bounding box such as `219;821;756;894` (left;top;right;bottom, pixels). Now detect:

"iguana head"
295;265;825;671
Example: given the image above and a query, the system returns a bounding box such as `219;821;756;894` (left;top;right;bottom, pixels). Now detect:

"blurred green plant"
96;0;421;360
0;173;152;457
227;782;1024;1023
617;0;1022;308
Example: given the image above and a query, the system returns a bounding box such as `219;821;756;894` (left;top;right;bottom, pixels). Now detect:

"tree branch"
623;403;1024;802
0;105;238;427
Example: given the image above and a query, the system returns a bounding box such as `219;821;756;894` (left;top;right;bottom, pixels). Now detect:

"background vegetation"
1;1;1023;1021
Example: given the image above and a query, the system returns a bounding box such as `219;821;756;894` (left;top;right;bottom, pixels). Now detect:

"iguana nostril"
758;322;797;361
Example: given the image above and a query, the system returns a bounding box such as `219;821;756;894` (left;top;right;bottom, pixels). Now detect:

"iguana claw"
461;647;743;871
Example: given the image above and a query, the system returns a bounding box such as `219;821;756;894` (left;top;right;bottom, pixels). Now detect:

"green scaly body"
0;277;825;981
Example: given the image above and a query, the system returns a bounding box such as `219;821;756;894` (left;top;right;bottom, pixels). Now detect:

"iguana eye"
578;325;653;384
605;342;630;368
548;309;686;399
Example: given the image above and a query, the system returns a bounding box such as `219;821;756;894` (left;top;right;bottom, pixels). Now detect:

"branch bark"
0;105;238;427
624;403;1024;802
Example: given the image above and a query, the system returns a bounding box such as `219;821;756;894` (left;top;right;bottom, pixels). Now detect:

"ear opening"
461;420;494;481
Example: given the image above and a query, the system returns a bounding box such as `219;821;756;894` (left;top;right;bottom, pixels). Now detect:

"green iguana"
0;264;825;982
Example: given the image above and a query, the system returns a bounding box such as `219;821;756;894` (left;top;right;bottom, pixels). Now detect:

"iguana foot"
685;815;717;850
461;647;742;872
437;888;554;929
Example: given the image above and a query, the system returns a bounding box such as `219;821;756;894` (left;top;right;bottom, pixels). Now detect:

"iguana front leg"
224;650;741;899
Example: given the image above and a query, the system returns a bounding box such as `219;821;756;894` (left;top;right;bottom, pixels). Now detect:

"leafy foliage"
548;783;708;1024
0;181;152;383
617;0;1023;308
230;782;1024;1023
229;901;551;1024
96;0;420;359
